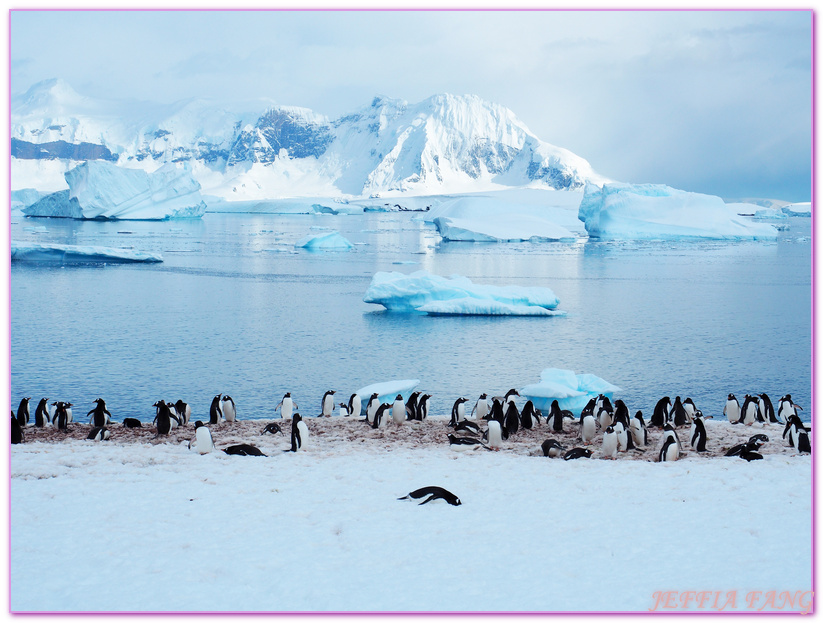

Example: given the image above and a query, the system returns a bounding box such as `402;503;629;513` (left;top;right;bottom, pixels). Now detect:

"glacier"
294;231;354;251
578;182;779;240
362;270;562;316
11;241;163;263
519;368;621;414
354;379;420;411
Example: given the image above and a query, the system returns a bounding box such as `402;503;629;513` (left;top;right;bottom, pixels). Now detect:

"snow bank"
579;183;778;240
46;161;208;220
363;270;561;315
294;231;354;251
11;241;163;263
520;368;621;414
355;379;420;408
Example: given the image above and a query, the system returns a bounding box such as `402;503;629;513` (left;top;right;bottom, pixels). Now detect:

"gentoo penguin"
546;400;565;433
190;421;215;454
670;396;688;427
365;393;380;424
725;434;768;457
758;393;777;424
650;397;671;428
262;422;282;435
321;390;336;417
580;397;596;420
347;393;361;418
53;402;69;431
165;402;181;430
502;389;520;406
34;398;50;427
153;401;173;436
447;434;490;451
11;413;23;444
450;397;469;426
597;396;614;430
454;420;481;435
87;427;110;441
372;403;390;429
613;400;630;429
489;398;506;428
778;394;802;423
541;439;566;458
174;400;192;426
485;420;503;450
739;445;764;461
601;426;618;459
563;447;592;460
782;414;806;446
659;436;678;462
87;398;112;428
392;395;406;425
690;415;707;452
209;394;223;424
682;398;698;424
520;400;541;429
405;392;421;420
290;414;309;451
581;411;596;445
224;443;266;456
222;395;237;422
416;394;431;421
504;401;520;437
16;397;30;428
398;486;461;506
629;411;648;448
471;393;490;421
740;395;759;426
275;392;298;420
123;417;142;428
661;423;682;457
724;394;741;424
614;420;629;452
796;429;811;454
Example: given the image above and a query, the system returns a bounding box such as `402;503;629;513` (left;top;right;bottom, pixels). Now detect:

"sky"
9;9;813;201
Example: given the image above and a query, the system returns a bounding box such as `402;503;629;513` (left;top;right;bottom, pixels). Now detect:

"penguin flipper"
418;495;437;505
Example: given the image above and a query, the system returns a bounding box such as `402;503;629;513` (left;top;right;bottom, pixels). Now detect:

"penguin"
502;389;520;406
658;436;678;462
372;403;390;429
416;395;431;421
347;393;361;418
563;447;593;460
520;400;541;429
778;394;802;423
690;416;707;452
165;402;181;430
682;398;698;424
580;397;596;421
190;421;215;454
796;429;811;454
87;427;110;441
740;395;759;426
122;418;142;428
614;420;629;452
365;393;380;424
661;423;682;457
16;397;30;428
34;398;50;427
601;426;618;459
209;394;223;424
450;397;469;426
153;401;173;436
471;393;490;421
748;433;769;446
758;393;777;424
454;420;480;435
392;395;406;425
405;392;421;420
224;444;266;457
174;400;192;426
541;439;566;458
87;398;112;428
629;411;648;448
739;446;764;461
783;414;806;446
596;396;614;430
262;422;282;435
546;400;565;433
11;413;23;444
489;398;506;427
504;401;519;437
650;397;671;428
612;400;630;429
63;402;73;423
222;396;237;422
321;390;336;418
447;434;490;451
724;394;741;424
290;414;308;451
670;396;688;427
275;392;297;420
485;420;503;450
725;435;768;457
398;486;461;506
53;402;69;431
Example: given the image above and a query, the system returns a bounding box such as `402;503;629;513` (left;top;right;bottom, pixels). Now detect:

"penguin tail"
397;495;410;501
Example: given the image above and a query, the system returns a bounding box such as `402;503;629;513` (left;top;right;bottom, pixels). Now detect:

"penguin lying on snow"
563;447;593;460
447;434;491;451
87;427;110;441
224;443;266;457
541;439;565;458
398;486;461;506
123;418;143;428
262;422;282;435
725;434;768;457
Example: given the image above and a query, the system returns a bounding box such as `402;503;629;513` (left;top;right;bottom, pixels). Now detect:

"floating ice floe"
354;379;420;411
11;241;163;263
363;270;562;316
578;182;778;240
294;231;354;251
520;368;621;414
753;208;788;220
782;202;812;217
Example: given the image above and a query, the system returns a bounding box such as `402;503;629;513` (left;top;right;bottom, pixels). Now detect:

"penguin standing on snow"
596;396;614;430
778;395;801;424
580;410;597;445
191;421;215;454
471;393;489;421
290;414;309;451
416;395;431;421
365;393;380;424
659;436;678;462
504;401;519;438
690;414;708;452
670;396;688;427
682;398;698;424
153;401;173;436
724;394;741;424
405;392;421;420
222;396;237;422
11;412;23;444
614;420;629;452
601;426;618;459
629;411;648;448
372;403;390;429
209;394;223;424
174;400;192;426
650;397;671;427
758;393;777;424
392;395;406;425
275;392;298;420
52;402;69;431
87;398;112;428
740;395;759;426
612;400;630;429
16;397;30;428
347;393;361;418
661;423;682;457
34;398;50;427
450;397;469;426
520;400;542;429
546;400;565;433
485;420;503;450
321;390;336;417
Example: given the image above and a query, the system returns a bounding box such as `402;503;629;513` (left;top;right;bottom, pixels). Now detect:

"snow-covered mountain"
12;79;608;199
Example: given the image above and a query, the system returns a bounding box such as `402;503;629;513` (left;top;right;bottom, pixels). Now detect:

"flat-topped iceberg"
24;161;207;220
294;231;354;250
355;379;420;411
520;368;621;414
782;202;811;217
363;270;561;315
417;298;565;316
579;182;778;240
11;241;163;263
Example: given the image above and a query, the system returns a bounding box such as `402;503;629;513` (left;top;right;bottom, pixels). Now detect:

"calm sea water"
10;211;812;423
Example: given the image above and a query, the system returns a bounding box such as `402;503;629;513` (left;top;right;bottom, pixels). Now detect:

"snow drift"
578;183;779;240
11;241;163;263
520;368;621;414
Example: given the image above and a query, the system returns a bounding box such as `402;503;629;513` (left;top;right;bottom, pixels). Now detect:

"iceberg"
417;298;566;316
520;368;621;414
363;270;561;315
25;161;207;220
578;182;778;240
354;379;420;412
11;241;163;263
782;202;812;217
21;190;83;219
753;208;788;220
294;231;354;251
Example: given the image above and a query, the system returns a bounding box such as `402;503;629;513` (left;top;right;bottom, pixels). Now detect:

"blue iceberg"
520;368;621;414
11;241;163;263
355;379;420;412
294;231;354;251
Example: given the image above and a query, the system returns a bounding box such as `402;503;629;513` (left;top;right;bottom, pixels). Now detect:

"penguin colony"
10;389;810;462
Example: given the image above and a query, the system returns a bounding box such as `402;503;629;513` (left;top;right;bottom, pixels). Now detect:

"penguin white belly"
322;396;334;417
282;400;293;420
743;403;757;426
598;410;612;429
487;420;502;450
602;433;618;459
351;395;361;417
195;427;215;454
725;401;740;424
456;402;465;422
296;421;309;450
66;408;72;423
392;401;405;424
582;417;596;444
366;402;377;424
616;426;628;452
629;420;644;448
475;400;488;421
223;402;236;422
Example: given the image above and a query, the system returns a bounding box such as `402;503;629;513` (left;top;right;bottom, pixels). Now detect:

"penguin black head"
395;394;403;400
479;393;487;399
94;398;105;404
605;426;615;434
748;433;769;446
284;392;291;398
728;393;736;400
505;389;520;398
194;421;204;429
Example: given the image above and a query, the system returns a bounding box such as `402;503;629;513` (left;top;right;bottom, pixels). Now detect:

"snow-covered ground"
10;417;811;613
